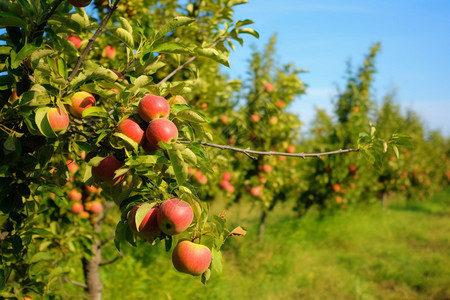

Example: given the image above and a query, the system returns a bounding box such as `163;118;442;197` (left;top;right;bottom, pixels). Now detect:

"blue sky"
224;0;450;136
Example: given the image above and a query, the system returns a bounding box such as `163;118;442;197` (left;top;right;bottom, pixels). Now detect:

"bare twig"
99;252;123;266
156;37;227;86
177;140;359;160
67;0;121;83
64;276;88;289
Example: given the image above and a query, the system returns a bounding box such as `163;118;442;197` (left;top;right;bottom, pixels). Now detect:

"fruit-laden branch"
156;37;227;86
67;0;120;83
177;140;359;160
99;252;123;266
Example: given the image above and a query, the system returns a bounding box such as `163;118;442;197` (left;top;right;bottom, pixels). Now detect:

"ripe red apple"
287;145;295;153
68;0;92;7
84;185;100;195
332;183;340;192
225;184;235;193
250;114;260;122
105;45;116;59
72;202;84;214
91;156;125;185
145;118;178;148
169;95;187;106
128;204;160;241
262;164;272;173
194;171;208;184
69;189;82;201
220;115;228;123
67;36;82;49
157;199;194;235
349;165;357;173
258;177;267;184
47;108;69;133
172;240;211;276
66;160;78;173
220;179;231;190
222;172;231;181
138;94;170;122
276;100;285;108
336;196;343;204
264;83;273;92
89;202;103;213
201;103;208;111
250;186;263;197
70;91;95;118
228;138;236;144
279;155;286;162
79;211;90;218
117;118;145;144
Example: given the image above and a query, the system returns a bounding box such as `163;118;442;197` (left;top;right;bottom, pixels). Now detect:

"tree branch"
29;0;64;42
177;140;359;160
64;276;88;289
67;0;120;83
99;252;123;266
156;37;227;86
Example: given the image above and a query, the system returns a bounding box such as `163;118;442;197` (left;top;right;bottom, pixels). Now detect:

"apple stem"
177;140;359;160
67;0;121;83
191;230;212;242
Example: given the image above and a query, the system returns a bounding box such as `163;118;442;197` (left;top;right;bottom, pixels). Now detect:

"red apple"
250;186;263;197
336;196;343;204
138;94;170;122
84;185;100;195
276;100;285;108
228;138;236;144
287;145;295;153
66;160;78;174
89;202;103;213
264;83;273;92
262;164;272;173
69;189;82;201
172;240;211;276
70;91;95;118
332;183;340;192
279;156;286;162
222;172;231;181
157;199;194;235
269;116;278;124
349;165;357;173
250;114;260;122
220;179;231;190
47;107;69;133
72;202;84;214
145;118;178;148
128;204;160;241
201;103;208;111
105;45;116;59
169;95;187;106
117;118;145;144
195;171;207;184
225;184;235;193
91;156;125;185
67;36;82;49
68;0;91;7
79;211;90;218
220;115;228;123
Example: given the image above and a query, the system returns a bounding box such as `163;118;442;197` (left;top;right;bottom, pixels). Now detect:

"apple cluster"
219;172;235;193
128;199;211;276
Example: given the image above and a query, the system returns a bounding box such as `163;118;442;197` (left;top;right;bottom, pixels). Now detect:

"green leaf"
29;252;53;263
181;148;197;165
119;17;133;34
168;148;188;185
113;132;139;152
392;145;399;159
237;27;259;39
150;41;193;54
114;221;127;251
82;106;109;118
115;28;134;49
176;110;209;123
30;48;54;62
201;268;211;285
194;47;229;67
154;16;195;41
211;248;223;273
119;194;143;210
134;202;156;232
0;14;27;29
11;44;39;69
35;107;57;138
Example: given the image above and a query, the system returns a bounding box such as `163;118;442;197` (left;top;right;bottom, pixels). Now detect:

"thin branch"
64;276;88;289
177;140;359;160
67;0;120;83
156;36;227;86
99;252;123;266
29;0;64;42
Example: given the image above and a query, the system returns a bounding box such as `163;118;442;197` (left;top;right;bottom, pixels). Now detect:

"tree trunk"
258;210;266;240
82;209;104;300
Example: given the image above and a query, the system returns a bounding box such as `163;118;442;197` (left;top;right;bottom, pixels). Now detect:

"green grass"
68;190;450;299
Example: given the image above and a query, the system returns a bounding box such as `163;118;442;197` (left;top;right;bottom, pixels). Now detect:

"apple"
225;184;235;193
79;211;90;218
47;108;69;133
89;202;103;213
157;199;194;235
228;138;236;144
220;115;228;123
195;171;208;184
276;100;285;108
91;156;125;185
70;91;95;118
9;89;18;103
105;45;116;59
352;106;359;112
222;172;231;181
349;165;357;173
172;240;211;276
279;156;286;162
258;177;267;184
66;160;78;174
220;179;231;190
84;185;100;195
332;183;340;192
69;189;82;201
250;186;263;197
262;164;272;173
287;145;295;153
128;204;160;241
145;118;178;148
141;140;158;154
72;202;84;214
169;95;187;106
117;118;145;144
264;83;273;92
68;0;91;7
67;35;82;49
269;116;278;125
250;114;260;122
201;103;208;111
138;94;170;122
336;196;343;204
